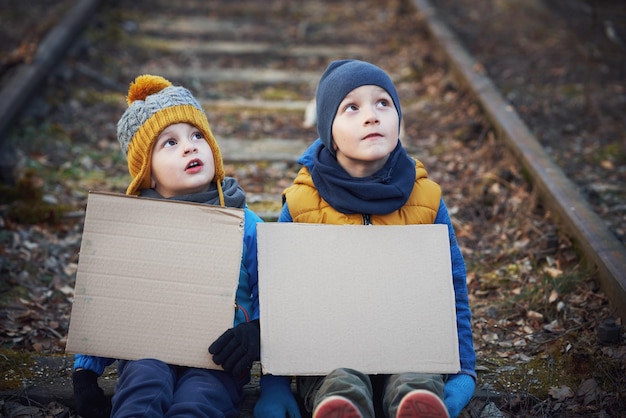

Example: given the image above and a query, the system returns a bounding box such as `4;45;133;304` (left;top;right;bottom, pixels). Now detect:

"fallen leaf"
577;378;598;405
549;289;559;303
545;267;563;278
549;385;573;401
600;160;614;170
544;320;563;333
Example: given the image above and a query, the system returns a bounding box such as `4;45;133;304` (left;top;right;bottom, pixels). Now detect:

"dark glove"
72;369;111;418
209;320;260;376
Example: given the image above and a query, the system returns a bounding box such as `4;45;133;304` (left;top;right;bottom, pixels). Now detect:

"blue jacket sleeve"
73;354;115;375
242;207;262;321
434;199;476;379
277;202;292;223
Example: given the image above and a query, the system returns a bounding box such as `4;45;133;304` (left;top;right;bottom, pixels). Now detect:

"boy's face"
150;122;216;198
331;85;399;177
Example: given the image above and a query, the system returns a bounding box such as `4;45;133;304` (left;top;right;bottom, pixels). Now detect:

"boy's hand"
443;374;476;418
72;369;111;418
254;374;301;418
209;320;260;376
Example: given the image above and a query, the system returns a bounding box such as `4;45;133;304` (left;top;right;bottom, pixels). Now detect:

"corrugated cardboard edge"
66;191;245;369
258;223;460;376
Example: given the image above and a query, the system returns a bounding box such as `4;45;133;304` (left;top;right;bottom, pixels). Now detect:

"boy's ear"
150;176;156;189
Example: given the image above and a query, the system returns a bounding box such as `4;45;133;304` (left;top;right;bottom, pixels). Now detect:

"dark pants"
112;359;245;418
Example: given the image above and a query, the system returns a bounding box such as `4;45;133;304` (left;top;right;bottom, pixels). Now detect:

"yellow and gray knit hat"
117;74;225;198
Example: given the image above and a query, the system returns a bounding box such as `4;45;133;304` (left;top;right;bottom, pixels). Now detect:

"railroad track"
1;0;625;416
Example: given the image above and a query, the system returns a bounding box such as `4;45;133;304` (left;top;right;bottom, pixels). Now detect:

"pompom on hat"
315;60;402;156
117;74;225;199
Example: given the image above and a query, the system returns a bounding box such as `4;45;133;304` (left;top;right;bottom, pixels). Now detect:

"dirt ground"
1;0;625;417
433;0;626;245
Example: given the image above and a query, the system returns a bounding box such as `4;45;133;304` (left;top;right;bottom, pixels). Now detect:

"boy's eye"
377;99;390;108
164;139;177;147
192;131;204;141
345;104;358;112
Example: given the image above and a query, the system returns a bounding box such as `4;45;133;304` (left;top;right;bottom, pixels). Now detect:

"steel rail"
412;0;626;320
0;0;101;181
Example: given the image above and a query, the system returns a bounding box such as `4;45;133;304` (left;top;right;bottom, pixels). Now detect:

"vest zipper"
362;214;372;225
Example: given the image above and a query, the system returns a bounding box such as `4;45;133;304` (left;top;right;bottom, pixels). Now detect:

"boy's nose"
364;107;380;125
183;140;198;154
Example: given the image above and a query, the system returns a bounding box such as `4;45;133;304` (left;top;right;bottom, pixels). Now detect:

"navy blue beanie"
316;60;402;156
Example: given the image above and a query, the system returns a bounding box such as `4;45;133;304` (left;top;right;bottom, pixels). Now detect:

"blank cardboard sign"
66;192;244;369
257;223;460;376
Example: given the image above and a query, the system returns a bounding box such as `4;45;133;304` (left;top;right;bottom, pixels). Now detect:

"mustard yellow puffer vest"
283;159;441;225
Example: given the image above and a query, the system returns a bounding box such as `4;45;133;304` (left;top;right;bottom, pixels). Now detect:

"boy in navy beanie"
256;60;476;418
315;59;402;158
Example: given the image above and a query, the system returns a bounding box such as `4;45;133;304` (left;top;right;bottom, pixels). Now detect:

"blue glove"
443;374;475;418
254;374;301;418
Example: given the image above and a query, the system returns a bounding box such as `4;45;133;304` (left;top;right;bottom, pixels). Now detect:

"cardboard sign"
66;192;244;369
257;223;460;375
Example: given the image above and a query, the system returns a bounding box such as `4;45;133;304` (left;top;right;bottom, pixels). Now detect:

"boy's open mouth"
186;159;203;170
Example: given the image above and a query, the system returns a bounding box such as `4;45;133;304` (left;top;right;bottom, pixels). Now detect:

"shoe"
313;395;363;418
396;389;449;418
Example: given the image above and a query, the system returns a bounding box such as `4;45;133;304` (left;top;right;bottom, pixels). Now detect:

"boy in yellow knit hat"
70;75;300;418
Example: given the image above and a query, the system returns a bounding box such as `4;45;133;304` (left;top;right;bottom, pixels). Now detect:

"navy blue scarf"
310;142;416;215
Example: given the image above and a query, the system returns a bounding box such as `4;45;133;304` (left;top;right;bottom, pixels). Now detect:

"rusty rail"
412;0;626;320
